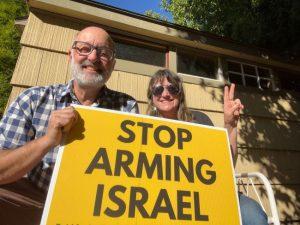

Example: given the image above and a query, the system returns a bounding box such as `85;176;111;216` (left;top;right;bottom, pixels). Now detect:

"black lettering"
174;156;194;183
137;122;153;145
129;186;149;218
194;192;209;221
85;148;112;175
177;128;192;149
118;120;135;143
104;185;126;217
136;152;163;180
93;184;104;216
165;155;171;181
177;190;192;220
154;125;175;148
196;159;216;185
150;189;176;219
114;150;134;177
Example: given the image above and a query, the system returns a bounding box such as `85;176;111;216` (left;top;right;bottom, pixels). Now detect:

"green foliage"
0;0;28;117
161;0;300;56
145;10;169;22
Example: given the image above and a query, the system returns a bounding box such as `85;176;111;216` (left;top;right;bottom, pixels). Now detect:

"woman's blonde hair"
146;69;193;122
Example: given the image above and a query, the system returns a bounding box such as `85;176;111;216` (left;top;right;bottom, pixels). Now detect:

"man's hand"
223;84;244;128
45;106;78;147
0;107;78;184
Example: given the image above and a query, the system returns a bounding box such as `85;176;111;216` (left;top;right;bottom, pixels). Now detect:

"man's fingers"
63;111;78;132
49;108;78;131
64;106;76;113
62;121;73;133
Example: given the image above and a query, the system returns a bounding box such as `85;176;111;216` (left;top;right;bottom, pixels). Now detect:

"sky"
95;0;173;21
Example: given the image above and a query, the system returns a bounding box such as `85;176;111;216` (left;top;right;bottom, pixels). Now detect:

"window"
115;40;166;67
276;69;300;92
177;51;217;79
227;60;273;90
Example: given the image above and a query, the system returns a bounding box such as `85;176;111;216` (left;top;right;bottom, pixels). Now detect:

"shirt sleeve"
0;89;35;150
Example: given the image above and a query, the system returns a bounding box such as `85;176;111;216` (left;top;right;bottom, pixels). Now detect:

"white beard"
70;57;106;88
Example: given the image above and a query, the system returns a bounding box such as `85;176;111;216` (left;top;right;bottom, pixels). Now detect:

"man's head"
69;26;116;88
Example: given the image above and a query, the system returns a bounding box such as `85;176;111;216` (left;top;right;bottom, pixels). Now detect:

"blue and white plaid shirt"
0;80;138;192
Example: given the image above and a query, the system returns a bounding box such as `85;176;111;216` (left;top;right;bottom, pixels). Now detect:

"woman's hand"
223;84;244;128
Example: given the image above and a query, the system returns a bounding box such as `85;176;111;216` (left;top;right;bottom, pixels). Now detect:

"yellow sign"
41;106;241;225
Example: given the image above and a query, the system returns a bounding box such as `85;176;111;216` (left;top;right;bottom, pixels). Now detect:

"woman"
147;68;268;225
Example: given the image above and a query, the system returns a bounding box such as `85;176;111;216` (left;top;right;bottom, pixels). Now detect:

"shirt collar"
57;80;73;102
58;79;109;105
95;85;109;105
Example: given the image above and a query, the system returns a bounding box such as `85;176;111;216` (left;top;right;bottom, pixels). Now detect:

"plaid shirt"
0;80;138;192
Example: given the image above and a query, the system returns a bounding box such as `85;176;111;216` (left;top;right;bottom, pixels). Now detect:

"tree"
161;0;300;57
145;10;169;22
0;0;28;118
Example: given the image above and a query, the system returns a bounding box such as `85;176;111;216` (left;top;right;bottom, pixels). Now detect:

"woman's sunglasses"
152;84;180;96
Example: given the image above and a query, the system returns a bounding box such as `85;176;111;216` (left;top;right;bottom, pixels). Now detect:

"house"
7;0;300;223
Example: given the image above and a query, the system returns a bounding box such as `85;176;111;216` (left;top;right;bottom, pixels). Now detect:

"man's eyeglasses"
152;84;180;96
72;41;115;62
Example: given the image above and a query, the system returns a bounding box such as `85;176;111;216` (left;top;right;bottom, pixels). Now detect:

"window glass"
259;79;272;90
228;61;241;73
227;60;273;90
243;65;256;75
229;73;243;85
177;51;216;78
276;70;300;92
115;41;165;67
258;68;271;78
245;76;257;87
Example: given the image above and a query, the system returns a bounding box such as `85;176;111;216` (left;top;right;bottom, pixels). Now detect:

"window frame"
173;47;225;87
275;69;300;93
111;33;168;76
176;48;219;79
227;60;275;90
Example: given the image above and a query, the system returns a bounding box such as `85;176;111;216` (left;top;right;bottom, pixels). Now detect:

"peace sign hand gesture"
223;84;244;128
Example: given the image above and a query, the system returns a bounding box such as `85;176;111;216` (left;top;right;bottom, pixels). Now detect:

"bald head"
75;26;115;50
69;26;116;89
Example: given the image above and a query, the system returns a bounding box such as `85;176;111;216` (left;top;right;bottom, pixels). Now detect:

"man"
0;26;138;192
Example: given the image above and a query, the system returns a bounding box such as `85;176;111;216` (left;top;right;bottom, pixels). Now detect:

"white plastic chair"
235;172;280;225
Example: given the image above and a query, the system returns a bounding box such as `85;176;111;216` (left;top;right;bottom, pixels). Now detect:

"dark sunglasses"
152;84;180;96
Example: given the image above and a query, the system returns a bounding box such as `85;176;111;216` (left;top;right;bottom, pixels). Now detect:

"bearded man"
0;26;139;193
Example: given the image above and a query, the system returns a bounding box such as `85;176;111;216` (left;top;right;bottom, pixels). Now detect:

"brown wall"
7;9;300;223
